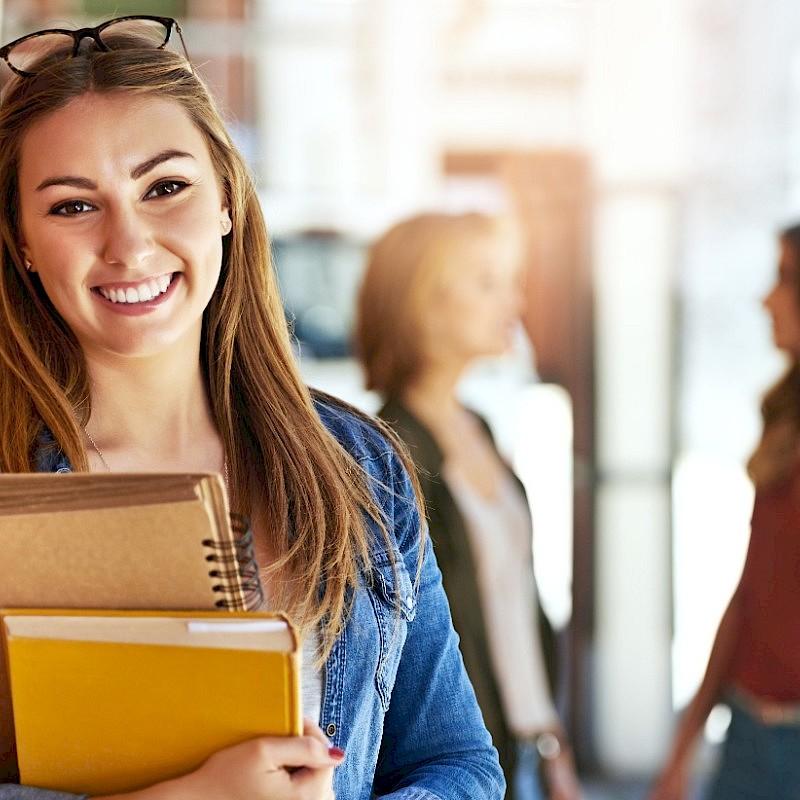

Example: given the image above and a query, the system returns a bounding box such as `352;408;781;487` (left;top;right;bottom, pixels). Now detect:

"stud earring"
24;258;32;272
221;216;232;236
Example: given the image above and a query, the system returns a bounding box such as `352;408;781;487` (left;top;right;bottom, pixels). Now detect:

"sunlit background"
3;0;797;794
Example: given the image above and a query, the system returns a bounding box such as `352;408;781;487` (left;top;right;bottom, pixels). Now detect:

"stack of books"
0;472;301;793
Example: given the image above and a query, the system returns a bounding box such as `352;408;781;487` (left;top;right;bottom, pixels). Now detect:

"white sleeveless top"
443;463;558;734
302;628;323;725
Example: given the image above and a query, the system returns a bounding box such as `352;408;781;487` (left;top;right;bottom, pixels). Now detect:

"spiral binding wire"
202;513;265;610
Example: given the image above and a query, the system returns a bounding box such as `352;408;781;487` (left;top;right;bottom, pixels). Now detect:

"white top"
302;627;324;724
444;463;558;734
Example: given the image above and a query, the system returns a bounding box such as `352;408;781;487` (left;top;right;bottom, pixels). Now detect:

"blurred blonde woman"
354;212;584;800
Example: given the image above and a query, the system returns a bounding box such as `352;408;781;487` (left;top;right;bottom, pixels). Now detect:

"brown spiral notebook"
0;471;265;783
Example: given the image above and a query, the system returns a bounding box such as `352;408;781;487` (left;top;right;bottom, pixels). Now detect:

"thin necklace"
82;427;230;491
83;428;111;473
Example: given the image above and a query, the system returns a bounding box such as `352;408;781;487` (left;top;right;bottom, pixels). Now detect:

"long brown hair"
747;223;800;489
0;32;408;661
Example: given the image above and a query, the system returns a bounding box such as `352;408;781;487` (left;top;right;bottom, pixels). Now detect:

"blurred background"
3;0;797;795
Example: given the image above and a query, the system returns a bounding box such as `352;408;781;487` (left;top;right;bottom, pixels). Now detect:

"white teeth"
138;283;153;301
98;274;173;304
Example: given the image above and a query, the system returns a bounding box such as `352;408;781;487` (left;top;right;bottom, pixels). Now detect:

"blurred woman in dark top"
354;211;584;800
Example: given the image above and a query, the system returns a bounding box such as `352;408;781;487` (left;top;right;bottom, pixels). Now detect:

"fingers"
187;730;343;800
303;718;333;747
302;717;347;764
249;733;342;771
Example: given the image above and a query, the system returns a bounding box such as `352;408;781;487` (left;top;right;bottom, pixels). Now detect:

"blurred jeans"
705;703;800;800
514;739;546;800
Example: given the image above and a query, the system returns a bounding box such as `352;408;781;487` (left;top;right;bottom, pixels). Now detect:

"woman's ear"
20;244;34;272
220;207;232;236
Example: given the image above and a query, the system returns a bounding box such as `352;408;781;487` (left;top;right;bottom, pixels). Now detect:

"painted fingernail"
328;746;345;760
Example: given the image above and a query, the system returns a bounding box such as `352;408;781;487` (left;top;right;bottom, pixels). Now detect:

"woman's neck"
401;363;464;432
402;362;505;498
82;350;223;474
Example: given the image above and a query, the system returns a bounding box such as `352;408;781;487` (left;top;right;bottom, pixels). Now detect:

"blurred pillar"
592;189;676;773
586;0;689;774
444;148;596;768
504;152;595;769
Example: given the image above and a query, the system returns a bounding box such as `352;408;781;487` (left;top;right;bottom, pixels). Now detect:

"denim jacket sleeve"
0;790;86;800
316;398;504;800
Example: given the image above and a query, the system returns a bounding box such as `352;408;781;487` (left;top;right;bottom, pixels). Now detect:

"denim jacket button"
326;723;337;737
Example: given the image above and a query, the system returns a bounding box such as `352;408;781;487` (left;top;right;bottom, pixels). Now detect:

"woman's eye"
50;200;94;216
146;180;188;199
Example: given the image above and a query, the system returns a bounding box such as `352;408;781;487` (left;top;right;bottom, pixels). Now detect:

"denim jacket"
0;397;504;800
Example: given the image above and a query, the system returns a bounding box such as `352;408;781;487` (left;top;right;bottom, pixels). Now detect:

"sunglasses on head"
0;15;190;78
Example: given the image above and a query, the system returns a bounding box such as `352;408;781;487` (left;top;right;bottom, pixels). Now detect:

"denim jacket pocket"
369;551;416;709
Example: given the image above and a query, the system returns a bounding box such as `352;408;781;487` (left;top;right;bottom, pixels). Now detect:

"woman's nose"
101;207;154;269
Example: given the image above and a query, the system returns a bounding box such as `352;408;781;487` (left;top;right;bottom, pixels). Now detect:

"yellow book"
0;609;302;796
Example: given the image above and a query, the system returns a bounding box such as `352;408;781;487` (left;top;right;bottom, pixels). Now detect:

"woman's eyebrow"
36;176;95;192
131;149;195;180
34;150;196;193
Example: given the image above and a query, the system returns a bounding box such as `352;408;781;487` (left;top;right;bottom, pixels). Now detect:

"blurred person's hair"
748;222;800;488
354;211;513;400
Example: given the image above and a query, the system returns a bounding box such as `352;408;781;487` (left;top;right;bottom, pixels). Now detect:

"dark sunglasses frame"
0;15;191;78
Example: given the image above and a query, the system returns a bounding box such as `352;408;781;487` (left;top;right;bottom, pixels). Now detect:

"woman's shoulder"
312;390;399;467
313;391;423;553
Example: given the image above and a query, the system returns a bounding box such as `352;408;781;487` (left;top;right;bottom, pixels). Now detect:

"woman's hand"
541;747;585;800
98;720;344;800
645;759;691;800
188;718;342;800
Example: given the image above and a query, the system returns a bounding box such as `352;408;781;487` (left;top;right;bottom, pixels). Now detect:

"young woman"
648;225;800;800
354;212;584;800
0;17;503;800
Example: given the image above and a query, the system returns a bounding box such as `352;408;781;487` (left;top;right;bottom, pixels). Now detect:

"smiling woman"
0;15;504;800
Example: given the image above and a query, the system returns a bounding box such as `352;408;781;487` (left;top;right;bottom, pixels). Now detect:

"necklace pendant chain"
83;428;112;473
83;427;230;491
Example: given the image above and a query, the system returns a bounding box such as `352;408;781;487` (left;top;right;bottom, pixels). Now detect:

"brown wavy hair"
747;223;800;489
0;31;408;661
